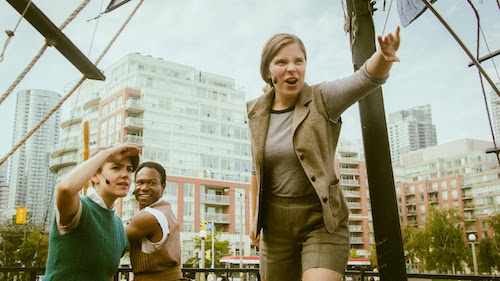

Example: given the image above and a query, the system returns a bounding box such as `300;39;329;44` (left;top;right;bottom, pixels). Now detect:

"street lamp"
224;188;246;269
468;233;478;275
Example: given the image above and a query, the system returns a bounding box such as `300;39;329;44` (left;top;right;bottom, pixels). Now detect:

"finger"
395;25;401;37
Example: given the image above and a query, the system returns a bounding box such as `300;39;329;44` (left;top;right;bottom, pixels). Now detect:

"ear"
91;173;100;185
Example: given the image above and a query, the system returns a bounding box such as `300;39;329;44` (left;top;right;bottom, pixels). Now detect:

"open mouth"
285;78;298;85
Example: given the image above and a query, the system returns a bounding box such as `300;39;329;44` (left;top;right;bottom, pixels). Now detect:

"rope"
467;0;500;165
95;0;144;66
0;76;86;167
0;0;33;62
381;0;394;36
0;0;91;106
28;0;145;265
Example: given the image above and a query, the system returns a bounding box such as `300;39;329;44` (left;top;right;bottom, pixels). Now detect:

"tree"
401;223;427;272
401;207;468;273
477;213;500;273
0;212;49;267
186;228;232;268
423;208;468;273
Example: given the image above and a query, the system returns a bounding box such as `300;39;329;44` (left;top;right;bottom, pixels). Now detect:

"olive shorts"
259;191;349;281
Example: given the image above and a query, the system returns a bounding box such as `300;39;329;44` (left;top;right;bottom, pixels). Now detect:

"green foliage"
477;213;500;273
402;207;468;273
187;228;232;268
0;213;49;267
368;244;378;269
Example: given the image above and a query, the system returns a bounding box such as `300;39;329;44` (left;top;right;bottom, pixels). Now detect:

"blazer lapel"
292;84;312;134
247;88;274;176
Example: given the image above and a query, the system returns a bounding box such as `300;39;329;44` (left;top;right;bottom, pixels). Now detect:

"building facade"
51;53;254;264
395;139;500;240
388;105;437;165
335;138;374;256
8;89;61;227
490;82;500;144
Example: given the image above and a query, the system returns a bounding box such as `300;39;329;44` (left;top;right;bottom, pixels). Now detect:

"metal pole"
345;0;407;280
471;242;478;275
239;193;243;269
201;237;206;281
211;220;215;274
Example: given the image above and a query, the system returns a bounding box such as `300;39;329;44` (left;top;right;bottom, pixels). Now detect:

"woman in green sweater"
44;144;140;281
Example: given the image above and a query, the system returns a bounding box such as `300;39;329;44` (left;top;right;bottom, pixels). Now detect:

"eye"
135;180;144;186
127;167;134;173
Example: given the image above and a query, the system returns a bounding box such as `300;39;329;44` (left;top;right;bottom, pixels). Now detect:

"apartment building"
8;89;61;227
50;53;253;264
395;138;500;239
388;105;437;165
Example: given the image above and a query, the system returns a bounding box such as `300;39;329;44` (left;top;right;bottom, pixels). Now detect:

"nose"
286;62;297;72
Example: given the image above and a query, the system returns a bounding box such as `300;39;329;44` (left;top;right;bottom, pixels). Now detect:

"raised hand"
377;26;401;62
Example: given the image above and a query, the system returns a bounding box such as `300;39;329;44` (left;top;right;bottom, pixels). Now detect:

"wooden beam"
6;0;105;81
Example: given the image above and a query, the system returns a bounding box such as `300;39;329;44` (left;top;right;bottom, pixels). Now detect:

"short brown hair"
260;33;307;85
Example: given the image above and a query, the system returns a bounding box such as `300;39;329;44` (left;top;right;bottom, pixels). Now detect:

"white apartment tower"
490;82;500;144
8;89;61;226
0;162;9;220
388;104;437;165
51;53;253;264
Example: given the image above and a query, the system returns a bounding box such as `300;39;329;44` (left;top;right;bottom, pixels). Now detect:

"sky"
0;0;499;159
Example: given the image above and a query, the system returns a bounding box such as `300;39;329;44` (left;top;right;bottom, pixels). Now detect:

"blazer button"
311;175;316;182
299;154;304;160
323;197;328;203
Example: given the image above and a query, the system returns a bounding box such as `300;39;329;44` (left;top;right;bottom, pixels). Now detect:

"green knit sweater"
44;196;128;281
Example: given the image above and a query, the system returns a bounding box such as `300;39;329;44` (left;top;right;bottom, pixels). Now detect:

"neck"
273;91;298;110
97;188;117;210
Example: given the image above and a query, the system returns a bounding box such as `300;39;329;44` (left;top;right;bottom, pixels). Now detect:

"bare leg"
302;268;343;281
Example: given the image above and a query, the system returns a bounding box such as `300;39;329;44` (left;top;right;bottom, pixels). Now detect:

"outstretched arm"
365;26;401;78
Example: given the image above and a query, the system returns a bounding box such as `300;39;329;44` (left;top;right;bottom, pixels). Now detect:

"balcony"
205;212;230;224
124;116;144;131
202;194;230;205
82;92;100;111
350;237;363;244
347;202;361;209
340;179;360;186
349;225;363;232
124;135;143;146
343;190;361;198
49;153;79;173
340;168;359;175
125;99;144;114
339;157;358;164
51;136;80;158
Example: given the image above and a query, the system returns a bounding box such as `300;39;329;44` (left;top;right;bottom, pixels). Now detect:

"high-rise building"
51;53;253;264
0;162;10;222
335;138;374;256
395;138;500;240
388;104;437;165
490;82;500;144
8;89;61;227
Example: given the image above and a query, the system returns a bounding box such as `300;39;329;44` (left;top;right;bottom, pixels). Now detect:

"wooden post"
345;0;407;279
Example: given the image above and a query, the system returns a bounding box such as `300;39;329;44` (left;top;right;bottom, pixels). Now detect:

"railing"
1;267;500;281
